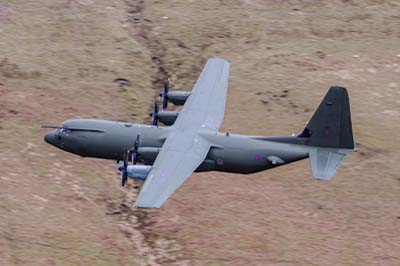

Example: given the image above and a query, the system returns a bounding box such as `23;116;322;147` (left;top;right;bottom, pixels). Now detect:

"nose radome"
44;132;55;145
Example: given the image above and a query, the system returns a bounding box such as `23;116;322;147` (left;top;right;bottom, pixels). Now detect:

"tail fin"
299;86;355;180
298;86;354;149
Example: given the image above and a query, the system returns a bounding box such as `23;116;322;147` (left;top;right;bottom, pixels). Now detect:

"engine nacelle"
158;111;179;126
138;147;161;163
126;165;152;181
167;91;191;106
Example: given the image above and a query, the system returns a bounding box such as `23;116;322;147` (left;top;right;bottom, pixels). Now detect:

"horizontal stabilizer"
309;148;349;180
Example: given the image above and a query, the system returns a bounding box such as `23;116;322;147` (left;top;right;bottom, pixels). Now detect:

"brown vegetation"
1;0;399;265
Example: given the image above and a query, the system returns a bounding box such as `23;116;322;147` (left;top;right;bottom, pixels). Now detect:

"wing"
134;130;210;208
134;58;230;208
173;58;230;131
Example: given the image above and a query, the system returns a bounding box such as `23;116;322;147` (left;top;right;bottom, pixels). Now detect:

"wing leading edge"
134;58;230;208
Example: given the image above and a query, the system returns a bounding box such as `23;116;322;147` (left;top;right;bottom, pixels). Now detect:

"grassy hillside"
1;0;399;265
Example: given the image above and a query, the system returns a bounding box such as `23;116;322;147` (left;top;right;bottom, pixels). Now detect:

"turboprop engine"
166;91;191;106
138;147;161;163
149;101;179;126
118;135;156;185
126;165;152;181
160;80;191;109
157;111;179;126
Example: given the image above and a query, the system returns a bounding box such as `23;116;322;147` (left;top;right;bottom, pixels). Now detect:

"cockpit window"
58;128;70;135
55;127;70;138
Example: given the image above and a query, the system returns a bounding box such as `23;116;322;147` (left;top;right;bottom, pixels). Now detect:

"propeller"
118;134;141;187
130;134;140;165
149;101;159;126
160;80;169;110
119;151;129;187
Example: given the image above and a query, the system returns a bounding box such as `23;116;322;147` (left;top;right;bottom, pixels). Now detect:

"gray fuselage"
44;119;309;174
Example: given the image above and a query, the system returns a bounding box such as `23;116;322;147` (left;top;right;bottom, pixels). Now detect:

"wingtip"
208;57;230;64
134;203;160;209
134;198;161;209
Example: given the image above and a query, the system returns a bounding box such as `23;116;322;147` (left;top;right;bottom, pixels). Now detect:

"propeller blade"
152;101;159;126
122;171;127;187
155;100;159;113
124;151;128;168
121;151;128;187
132;152;138;165
162;80;169;110
135;134;140;149
131;134;140;164
164;80;169;94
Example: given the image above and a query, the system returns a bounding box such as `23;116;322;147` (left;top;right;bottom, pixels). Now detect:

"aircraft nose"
44;132;56;145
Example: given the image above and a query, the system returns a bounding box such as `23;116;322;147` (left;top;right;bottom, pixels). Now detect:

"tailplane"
308;147;351;180
299;86;355;179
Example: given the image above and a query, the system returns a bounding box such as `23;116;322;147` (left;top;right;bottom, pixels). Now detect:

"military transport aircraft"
43;58;355;208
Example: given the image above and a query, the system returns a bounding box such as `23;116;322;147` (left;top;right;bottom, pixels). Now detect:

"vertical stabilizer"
298;86;354;149
299;86;355;179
